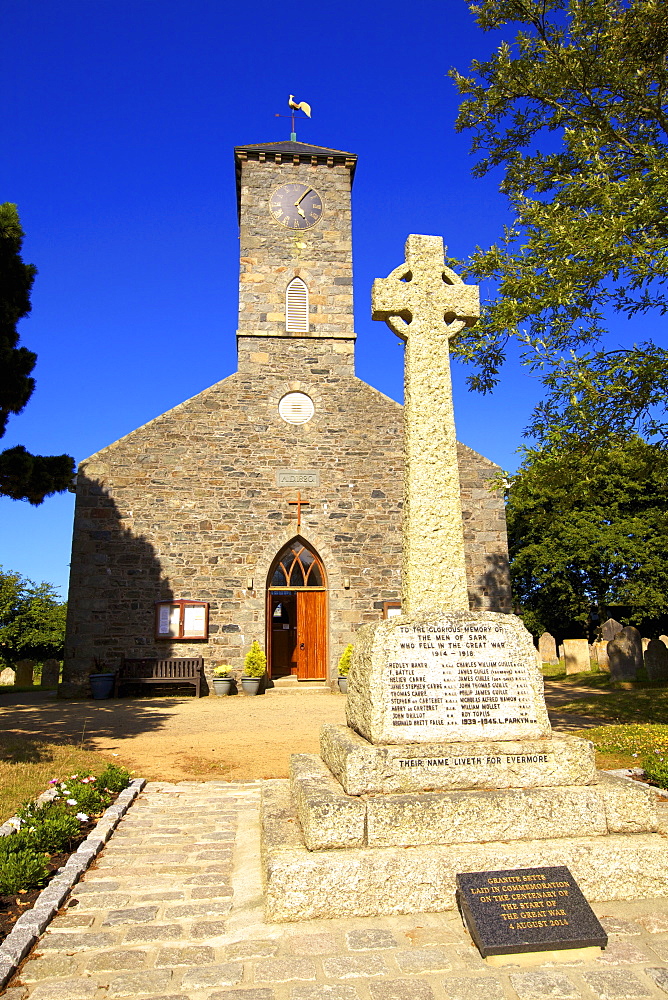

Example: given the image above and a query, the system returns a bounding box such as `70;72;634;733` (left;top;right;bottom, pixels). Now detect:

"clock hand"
296;206;306;219
294;188;313;207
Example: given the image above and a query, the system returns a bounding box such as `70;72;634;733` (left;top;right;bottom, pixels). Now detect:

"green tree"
0;568;67;665
0;203;74;503
449;0;668;447
506;439;668;636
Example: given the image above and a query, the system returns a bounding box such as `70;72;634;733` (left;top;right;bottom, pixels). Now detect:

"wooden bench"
114;657;204;698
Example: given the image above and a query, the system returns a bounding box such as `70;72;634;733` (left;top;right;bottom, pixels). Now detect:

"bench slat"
114;657;203;697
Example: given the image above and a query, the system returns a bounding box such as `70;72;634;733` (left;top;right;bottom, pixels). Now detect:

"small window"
286;277;309;332
383;602;402;619
155;600;209;640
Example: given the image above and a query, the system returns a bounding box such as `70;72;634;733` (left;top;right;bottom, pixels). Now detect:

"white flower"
67;799;78;806
76;812;89;822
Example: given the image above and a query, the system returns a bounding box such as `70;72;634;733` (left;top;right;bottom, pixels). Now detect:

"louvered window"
286;277;309;332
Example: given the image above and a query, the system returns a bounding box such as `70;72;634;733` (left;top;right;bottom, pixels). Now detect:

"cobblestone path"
6;780;668;1000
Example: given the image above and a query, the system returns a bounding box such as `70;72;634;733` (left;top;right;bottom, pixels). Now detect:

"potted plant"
212;664;234;696
337;644;353;693
89;658;116;700
241;641;266;695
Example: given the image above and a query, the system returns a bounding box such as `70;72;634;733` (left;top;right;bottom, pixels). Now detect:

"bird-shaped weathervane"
284;95;311;141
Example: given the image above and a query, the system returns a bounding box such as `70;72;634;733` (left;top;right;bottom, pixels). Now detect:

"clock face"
269;183;323;230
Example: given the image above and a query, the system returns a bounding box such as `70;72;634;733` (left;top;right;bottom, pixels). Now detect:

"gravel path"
5;780;668;1000
0;684;606;786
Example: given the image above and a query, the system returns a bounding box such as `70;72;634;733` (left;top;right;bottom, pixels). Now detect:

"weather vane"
275;95;311;141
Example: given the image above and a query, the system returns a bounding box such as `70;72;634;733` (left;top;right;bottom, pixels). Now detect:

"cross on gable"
371;234;479;343
289;491;310;530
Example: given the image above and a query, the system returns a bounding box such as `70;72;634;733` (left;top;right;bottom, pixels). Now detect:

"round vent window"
278;392;315;425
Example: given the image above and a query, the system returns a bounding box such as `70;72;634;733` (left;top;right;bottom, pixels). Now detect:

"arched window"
270;539;324;588
286;277;309;332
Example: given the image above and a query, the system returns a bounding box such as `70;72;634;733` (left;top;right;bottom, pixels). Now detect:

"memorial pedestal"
260;611;668;921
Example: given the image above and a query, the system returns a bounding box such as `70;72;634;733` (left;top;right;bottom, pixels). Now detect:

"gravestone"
642;637;650;653
601;618;623;642
593;642;609;672
0;667;15;685
538;632;558;665
41;659;60;688
661;634;668;646
645;638;668;682
14;660;34;687
261;235;668;923
562;639;590;675
456;866;607;960
608;626;642;682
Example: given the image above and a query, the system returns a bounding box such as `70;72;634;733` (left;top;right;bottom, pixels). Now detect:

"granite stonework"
290;754;656;850
371;235;478;616
345;609;550;745
320;725;597;794
456;867;608;958
261;779;668;921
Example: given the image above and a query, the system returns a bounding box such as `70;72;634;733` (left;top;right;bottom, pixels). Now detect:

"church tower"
234;141;358;378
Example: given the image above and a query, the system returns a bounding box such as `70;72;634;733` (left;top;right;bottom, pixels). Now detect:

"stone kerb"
345;609;551;746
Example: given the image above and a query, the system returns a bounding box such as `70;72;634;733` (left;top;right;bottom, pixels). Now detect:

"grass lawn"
541;666;668;770
0;735;113;824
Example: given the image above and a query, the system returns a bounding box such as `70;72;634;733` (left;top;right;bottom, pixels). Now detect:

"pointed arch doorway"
267;539;327;680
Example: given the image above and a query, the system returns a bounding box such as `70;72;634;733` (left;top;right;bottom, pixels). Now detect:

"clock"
269;183;323;230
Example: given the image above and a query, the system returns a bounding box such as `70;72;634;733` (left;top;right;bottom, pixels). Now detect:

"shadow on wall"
63;473;175;696
468;553;513;613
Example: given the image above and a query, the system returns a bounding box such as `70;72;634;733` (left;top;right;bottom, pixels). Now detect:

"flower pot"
338;676;348;694
213;677;233;696
241;676;262;695
90;673;115;700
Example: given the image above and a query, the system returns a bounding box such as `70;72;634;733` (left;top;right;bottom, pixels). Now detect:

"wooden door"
296;590;327;679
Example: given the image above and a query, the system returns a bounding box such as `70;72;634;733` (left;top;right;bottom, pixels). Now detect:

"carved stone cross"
372;234;480;615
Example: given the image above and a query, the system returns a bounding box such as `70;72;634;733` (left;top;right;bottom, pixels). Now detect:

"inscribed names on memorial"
384;619;543;742
456;866;607;957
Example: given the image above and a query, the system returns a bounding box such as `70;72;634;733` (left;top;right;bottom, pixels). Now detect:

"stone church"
62;139;511;694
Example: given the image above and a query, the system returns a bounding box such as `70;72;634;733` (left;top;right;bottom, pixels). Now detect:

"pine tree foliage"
449;0;668;446
0;203;74;503
507;439;668;635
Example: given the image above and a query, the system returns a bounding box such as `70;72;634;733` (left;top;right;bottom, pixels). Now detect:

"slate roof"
235;140;356;158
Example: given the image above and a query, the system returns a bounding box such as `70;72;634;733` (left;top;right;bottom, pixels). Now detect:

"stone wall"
63;335;511;694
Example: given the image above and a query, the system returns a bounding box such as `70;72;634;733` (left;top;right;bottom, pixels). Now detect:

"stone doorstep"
290;754;656;851
261;778;668;922
320;724;598;795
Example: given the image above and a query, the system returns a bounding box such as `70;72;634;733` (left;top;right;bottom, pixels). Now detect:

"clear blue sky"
0;0;662;598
